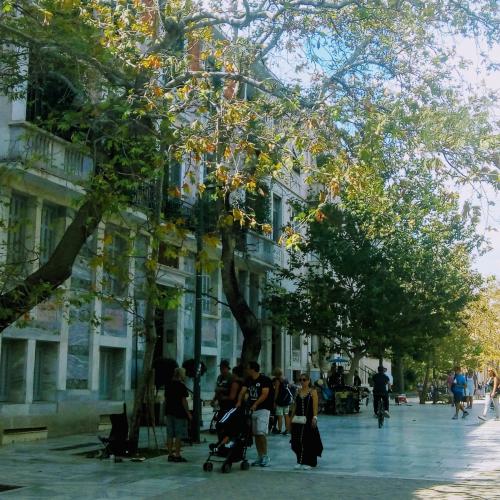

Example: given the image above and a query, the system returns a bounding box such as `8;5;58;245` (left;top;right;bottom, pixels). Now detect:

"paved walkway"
0;400;499;499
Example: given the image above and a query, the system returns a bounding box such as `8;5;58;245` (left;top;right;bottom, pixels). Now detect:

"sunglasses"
300;378;308;382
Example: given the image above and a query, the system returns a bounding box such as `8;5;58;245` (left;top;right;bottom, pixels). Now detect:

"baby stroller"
320;386;335;414
98;403;132;458
203;407;252;473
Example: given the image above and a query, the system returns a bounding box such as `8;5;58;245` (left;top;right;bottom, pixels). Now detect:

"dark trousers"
373;394;389;414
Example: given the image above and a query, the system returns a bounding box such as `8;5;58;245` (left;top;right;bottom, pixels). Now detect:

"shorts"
251;409;270;436
166;415;188;439
453;393;465;404
274;405;290;417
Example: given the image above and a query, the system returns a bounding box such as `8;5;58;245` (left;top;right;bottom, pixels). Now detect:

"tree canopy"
0;0;498;360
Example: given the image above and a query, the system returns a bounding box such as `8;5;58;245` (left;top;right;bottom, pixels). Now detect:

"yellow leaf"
203;234;220;248
168;186;182;198
262;224;272;235
199;183;206;194
232;208;243;221
222;214;234;226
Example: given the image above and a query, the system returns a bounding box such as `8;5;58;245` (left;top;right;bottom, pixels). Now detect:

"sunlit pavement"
0;399;498;499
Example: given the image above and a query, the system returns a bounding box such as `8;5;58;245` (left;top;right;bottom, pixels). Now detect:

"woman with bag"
478;368;500;421
289;373;323;470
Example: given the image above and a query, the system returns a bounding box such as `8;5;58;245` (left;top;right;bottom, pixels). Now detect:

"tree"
1;0;498;361
266;161;483;383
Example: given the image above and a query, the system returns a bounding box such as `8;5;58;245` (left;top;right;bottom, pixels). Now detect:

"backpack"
276;378;293;406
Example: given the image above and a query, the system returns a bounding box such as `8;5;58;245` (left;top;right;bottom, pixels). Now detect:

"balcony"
7;122;93;181
238;230;282;267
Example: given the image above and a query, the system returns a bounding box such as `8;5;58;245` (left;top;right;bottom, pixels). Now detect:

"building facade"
0;90;325;439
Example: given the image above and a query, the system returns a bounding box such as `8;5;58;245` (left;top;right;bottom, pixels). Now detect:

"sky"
268;33;499;280
452;37;499;280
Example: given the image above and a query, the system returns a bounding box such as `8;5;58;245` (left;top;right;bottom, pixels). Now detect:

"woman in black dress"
289;373;323;470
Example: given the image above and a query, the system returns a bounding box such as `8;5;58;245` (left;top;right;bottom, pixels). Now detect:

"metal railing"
237;230;281;267
7;121;93;181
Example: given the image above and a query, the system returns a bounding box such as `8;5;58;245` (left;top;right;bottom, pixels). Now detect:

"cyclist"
372;366;391;418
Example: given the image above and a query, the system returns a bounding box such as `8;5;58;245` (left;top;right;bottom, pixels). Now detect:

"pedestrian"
165;367;191;462
465;369;476;409
451;366;468;420
236;361;273;467
272;368;293;435
327;363;337;389
384;367;393;389
334;366;346;387
446;370;455;406
289;373;323;470
478;368;500;421
372;366;390;417
212;359;233;413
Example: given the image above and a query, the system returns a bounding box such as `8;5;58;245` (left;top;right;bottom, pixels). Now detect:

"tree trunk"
220;225;261;364
128;173;163;452
128;290;157;452
393;353;405;393
347;350;363;385
419;358;431;405
0;195;107;332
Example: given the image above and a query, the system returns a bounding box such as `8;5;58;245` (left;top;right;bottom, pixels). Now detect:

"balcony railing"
7;121;93;181
238;230;282;267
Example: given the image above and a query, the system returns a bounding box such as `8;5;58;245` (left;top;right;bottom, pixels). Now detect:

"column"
25;339;36;404
56;210;74;393
0;187;11;270
124;229;136;393
89;222;105;394
216;269;222;366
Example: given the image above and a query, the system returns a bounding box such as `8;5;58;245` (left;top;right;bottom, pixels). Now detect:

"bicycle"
376;395;385;428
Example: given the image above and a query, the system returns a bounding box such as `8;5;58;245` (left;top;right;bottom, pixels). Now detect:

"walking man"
236;361;273;467
451;366;468;420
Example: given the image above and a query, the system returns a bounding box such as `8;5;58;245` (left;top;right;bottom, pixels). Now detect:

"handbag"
292;415;307;424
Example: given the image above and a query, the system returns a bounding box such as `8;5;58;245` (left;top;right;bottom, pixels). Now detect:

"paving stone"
0;399;498;499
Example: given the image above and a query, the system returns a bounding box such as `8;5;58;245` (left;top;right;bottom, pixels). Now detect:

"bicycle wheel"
377;398;384;428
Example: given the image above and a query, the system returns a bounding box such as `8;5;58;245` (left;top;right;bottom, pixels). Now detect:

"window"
33;341;58;401
249;273;260;316
201;274;211;314
201;270;218;315
7;193;29;267
40;203;64;265
272;194;282;243
103;226;129;297
0;339;27;403
99;347;125;400
169;159;182;188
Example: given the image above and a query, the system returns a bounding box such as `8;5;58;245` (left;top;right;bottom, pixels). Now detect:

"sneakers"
282;431;289;436
302;465;312;470
462;411;469;418
260;455;271;467
251;457;263;466
294;464;302;470
452;415;458;420
478;416;486;421
271;429;281;435
384;411;390;418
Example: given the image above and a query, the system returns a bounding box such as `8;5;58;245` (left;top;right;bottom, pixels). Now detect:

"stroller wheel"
240;461;250;471
221;462;232;473
203;462;213;472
